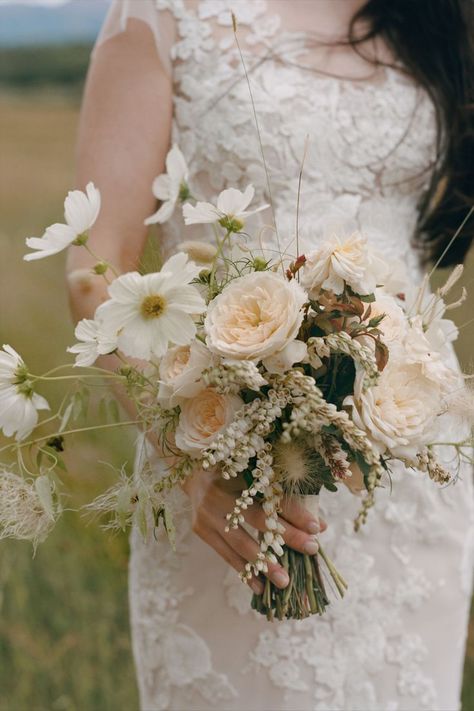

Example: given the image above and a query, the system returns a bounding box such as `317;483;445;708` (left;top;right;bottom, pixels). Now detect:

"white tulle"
95;2;474;709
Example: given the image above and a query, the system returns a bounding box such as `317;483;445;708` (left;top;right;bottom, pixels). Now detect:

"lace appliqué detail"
248;529;438;710
129;509;238;709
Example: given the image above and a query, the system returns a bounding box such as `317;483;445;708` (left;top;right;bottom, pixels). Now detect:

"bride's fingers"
280;496;327;534
202;530;264;595
224;526;290;589
242;507;320;556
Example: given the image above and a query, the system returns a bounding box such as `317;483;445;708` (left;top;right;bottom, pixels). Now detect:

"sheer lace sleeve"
92;0;175;76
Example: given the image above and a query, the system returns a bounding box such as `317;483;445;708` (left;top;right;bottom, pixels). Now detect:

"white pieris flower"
96;253;206;360
67;317;118;367
24;182;101;261
145;145;189;225
182;185;268;231
0;345;49;440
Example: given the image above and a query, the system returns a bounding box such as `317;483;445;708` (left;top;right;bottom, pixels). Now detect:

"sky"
0;1;72;5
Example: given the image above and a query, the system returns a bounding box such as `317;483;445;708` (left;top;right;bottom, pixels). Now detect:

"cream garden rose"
204;272;307;361
403;316;459;393
368;289;408;346
301;230;384;296
158;340;211;409
344;359;441;458
175;387;243;455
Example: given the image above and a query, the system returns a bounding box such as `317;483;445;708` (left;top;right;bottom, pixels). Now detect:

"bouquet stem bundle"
252;545;347;621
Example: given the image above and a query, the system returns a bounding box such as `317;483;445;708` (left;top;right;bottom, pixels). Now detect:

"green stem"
30;373;123;382
35;364;122;378
0;420;140;454
83;244;119;279
208;228;232;298
303;553;319;614
318;544;348;595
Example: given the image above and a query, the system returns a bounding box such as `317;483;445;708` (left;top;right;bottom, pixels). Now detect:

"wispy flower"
24;182;101;261
0;471;59;551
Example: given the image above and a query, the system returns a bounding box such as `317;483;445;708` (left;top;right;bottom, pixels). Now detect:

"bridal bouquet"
1;145;472;621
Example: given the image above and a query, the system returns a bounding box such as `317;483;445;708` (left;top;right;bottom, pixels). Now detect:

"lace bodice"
95;3;473;710
98;0;438;272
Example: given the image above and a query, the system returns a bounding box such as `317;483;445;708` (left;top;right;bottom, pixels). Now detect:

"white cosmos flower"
175;387;243;455
96;253;206;360
24;182;101;261
204;271;307;361
67;317;118;367
63;182;101;234
0;345;49;441
301;229;384;296
182;185;268;230
158;339;211;409
145;145;189;225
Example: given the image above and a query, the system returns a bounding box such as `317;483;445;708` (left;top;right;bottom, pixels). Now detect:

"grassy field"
0;91;472;711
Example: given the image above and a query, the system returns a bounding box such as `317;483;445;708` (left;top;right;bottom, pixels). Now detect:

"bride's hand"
182;467;327;595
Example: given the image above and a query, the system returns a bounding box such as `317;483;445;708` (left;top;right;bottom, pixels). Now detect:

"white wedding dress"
94;2;474;709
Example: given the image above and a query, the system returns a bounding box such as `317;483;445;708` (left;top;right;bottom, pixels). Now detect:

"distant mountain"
0;1;110;47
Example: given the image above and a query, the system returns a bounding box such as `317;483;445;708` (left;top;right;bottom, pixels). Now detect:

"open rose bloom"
7;151;472;623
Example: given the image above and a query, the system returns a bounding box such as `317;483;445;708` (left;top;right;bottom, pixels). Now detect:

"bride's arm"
67;20;323;594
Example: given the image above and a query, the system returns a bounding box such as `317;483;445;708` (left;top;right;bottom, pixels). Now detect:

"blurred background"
0;1;472;709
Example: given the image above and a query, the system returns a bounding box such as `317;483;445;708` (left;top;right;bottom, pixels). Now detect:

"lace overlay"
96;1;474;709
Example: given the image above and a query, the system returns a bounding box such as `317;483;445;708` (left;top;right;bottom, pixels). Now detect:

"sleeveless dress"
94;2;474;709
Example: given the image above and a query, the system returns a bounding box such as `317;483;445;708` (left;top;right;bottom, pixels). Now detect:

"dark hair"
347;0;474;267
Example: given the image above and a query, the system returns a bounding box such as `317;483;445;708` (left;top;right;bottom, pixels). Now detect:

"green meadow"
0;46;472;710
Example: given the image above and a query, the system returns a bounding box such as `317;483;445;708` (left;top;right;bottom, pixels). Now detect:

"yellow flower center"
141;294;167;319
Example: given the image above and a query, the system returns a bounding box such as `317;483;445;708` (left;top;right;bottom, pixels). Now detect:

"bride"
67;1;474;709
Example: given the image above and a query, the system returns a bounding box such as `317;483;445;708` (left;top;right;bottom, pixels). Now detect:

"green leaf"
374;340;389;372
108;399;120;423
358;293;376;303
59;401;74;433
80;387;90;419
34;475;55;521
54;456;67;473
136;500;148;539
72;391;83;421
98;397;108;423
368;314;385;329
